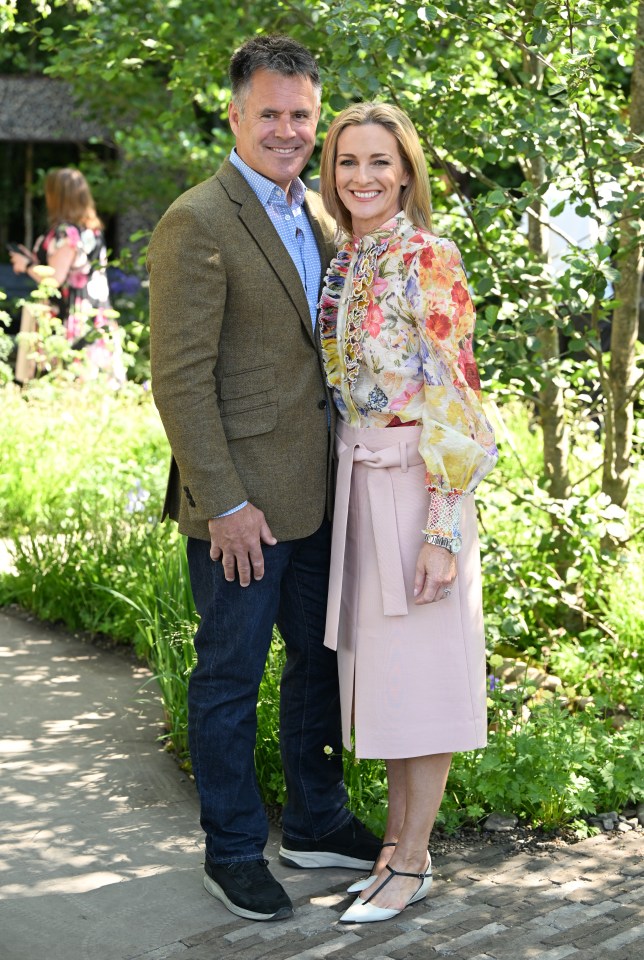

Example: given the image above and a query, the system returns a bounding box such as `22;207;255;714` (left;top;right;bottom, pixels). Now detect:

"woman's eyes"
337;159;391;167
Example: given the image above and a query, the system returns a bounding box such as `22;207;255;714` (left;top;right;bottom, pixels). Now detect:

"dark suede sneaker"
203;858;293;921
279;815;382;870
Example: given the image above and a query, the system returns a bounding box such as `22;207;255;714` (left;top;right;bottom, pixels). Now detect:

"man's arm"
148;197;274;584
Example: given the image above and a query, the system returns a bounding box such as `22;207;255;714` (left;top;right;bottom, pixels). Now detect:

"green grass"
1;379;642;833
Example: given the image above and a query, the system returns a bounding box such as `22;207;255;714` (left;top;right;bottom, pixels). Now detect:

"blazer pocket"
219;364;278;440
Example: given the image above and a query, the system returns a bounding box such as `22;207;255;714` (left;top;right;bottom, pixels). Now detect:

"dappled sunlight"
0;612;200;912
42;716;110;734
0;645;29;658
50;654;97;663
11;671;52;687
1;860;178;899
0;739;33;753
2;871;128;897
12;760;78;776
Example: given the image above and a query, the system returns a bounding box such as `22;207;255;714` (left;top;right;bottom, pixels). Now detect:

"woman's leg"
362;752;452;910
369;759;406;873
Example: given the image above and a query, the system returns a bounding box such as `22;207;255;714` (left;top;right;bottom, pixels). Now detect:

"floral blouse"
33;222;124;384
36;222;111;338
319;211;498;540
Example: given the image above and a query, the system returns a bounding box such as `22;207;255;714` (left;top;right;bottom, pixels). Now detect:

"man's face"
229;68;321;194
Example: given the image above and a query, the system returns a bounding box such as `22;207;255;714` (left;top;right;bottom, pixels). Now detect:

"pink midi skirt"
324;421;488;759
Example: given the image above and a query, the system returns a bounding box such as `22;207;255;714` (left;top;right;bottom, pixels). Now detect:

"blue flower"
108;268;142;297
126;481;151;514
366;385;388;411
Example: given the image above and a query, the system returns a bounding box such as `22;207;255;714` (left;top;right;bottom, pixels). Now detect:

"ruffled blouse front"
318;212;497;539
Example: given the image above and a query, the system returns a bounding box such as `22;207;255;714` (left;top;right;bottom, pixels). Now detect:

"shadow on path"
0;608;642;960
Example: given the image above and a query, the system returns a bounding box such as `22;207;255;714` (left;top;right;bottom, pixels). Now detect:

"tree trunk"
522;46;571;501
602;0;644;512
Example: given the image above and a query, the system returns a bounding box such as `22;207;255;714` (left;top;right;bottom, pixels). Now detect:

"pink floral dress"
319;212;497;540
35;222;124;383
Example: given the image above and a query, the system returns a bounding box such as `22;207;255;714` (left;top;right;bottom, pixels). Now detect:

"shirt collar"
353;211;407;252
230;148;307;209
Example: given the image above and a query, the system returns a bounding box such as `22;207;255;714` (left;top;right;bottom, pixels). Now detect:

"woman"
10;167;123;384
318;103;498;924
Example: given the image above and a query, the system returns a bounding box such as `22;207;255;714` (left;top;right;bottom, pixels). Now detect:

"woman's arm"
408;237;498;604
45;241;77;287
410;237;498;542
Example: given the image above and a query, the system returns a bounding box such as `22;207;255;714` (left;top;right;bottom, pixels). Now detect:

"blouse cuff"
424;487;464;540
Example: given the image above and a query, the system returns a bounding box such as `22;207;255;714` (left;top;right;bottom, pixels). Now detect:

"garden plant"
0;0;642;836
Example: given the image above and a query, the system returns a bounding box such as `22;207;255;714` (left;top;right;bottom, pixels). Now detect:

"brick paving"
1;609;642;960
145;831;643;960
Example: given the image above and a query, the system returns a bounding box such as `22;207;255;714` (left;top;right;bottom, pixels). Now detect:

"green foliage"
95;539;198;758
256;634;288;807
0;294;13;384
1;0;642;835
440;673;644;832
4;1;641;531
477;403;644;714
109;279;152;384
0;380;167;537
1;380;642;832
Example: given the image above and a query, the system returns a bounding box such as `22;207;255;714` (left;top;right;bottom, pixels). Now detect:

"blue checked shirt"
230;148;322;330
217;150;323;518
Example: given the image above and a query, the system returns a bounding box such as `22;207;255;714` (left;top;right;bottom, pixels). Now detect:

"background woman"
318;103;498;924
9;167;123;384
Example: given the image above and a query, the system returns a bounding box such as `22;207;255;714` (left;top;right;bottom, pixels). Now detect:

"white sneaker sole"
203;874;293;921
278;846;374;870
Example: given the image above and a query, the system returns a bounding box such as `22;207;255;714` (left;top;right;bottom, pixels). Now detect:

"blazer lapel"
218;160;315;341
305;197;336;296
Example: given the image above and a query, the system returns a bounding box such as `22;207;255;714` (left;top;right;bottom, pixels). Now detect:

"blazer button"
318;399;327;409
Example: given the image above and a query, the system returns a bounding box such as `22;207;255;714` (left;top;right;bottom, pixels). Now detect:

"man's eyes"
260;112;310;120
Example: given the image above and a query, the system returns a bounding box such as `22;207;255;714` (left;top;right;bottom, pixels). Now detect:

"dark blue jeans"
186;519;350;864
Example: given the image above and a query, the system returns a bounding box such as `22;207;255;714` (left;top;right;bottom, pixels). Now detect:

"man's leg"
186;536;293;921
277;520;381;869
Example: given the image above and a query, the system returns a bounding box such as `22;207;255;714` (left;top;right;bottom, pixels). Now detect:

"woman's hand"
413;542;457;605
9;245;33;274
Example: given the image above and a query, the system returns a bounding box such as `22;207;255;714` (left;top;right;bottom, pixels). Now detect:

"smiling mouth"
268;146;299;155
351;190;381;199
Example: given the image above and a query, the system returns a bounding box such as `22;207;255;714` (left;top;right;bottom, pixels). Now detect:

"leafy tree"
2;0;642;606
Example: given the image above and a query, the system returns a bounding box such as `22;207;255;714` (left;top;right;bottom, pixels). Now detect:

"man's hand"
208;504;277;587
413;543;457;605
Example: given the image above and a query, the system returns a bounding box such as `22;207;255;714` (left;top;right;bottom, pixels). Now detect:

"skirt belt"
324;427;425;651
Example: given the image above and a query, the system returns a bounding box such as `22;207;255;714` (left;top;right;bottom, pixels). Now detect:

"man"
147;35;380;923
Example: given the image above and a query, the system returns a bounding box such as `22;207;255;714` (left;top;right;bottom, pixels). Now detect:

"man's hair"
229;35;321;114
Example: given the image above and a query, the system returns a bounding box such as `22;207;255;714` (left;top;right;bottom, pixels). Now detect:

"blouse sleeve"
407;238;498;539
52;223;81;252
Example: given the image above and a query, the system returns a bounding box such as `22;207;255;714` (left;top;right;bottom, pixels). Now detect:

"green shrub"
1;380;642;833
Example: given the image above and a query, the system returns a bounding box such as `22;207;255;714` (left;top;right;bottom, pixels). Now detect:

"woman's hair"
229;34;321;115
319;102;433;235
44;168;102;230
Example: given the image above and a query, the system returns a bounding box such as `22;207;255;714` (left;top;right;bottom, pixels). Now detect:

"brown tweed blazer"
147;159;337;543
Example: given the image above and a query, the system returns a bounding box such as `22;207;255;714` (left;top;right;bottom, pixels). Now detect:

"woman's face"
334;123;410;237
